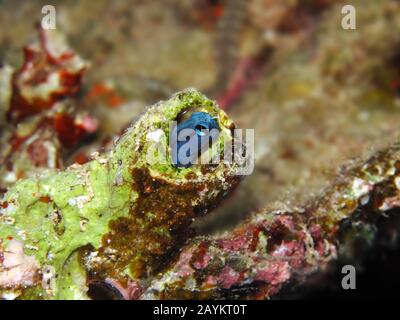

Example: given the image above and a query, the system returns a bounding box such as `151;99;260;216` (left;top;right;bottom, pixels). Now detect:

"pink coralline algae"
141;143;400;299
141;213;336;299
8;28;86;122
0;28;98;191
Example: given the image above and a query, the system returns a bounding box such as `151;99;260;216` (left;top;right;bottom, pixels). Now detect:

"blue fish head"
171;112;220;167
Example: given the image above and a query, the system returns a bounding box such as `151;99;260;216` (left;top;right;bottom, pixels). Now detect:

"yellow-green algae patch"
0;89;241;299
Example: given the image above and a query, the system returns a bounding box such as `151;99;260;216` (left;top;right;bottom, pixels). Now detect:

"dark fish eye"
195;124;208;136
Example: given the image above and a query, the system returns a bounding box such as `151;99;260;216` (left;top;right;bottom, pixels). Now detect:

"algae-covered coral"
143;142;400;299
1;0;400;299
0;86;241;299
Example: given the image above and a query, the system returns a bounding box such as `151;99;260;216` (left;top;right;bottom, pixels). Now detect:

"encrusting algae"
0;89;242;299
1;0;400;300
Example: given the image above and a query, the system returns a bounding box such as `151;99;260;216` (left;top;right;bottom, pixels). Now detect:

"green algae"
0;89;241;299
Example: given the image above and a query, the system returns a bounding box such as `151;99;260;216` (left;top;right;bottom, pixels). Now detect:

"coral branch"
8;28;86;123
0;28;97;191
142;142;400;299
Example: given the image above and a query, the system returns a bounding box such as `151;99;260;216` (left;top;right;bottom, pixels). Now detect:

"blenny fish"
0;89;242;299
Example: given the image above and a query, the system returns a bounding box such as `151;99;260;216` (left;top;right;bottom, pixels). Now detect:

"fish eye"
195;124;207;136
